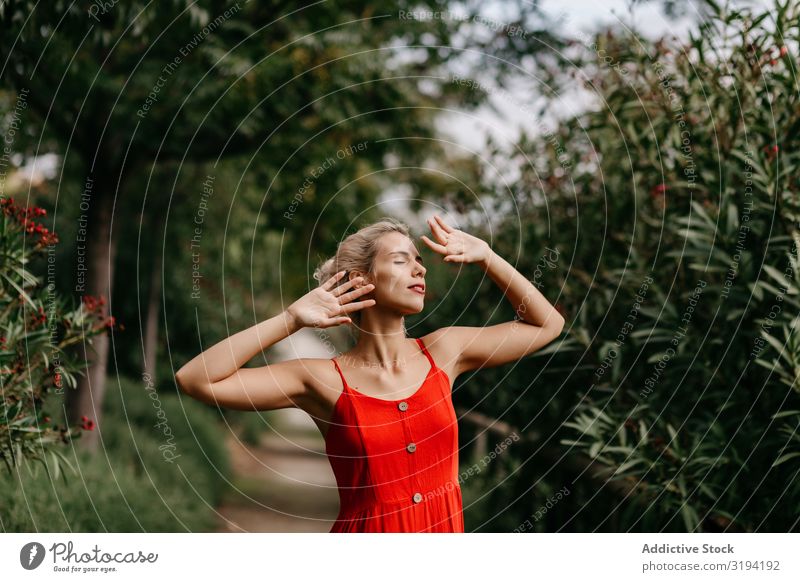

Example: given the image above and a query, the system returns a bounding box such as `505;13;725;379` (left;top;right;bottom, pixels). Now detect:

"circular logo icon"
20;542;46;570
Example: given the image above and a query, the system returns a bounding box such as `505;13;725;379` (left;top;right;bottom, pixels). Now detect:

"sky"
437;0;771;149
438;0;705;151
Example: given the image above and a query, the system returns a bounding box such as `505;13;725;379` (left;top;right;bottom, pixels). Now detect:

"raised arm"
174;271;375;411
420;215;565;376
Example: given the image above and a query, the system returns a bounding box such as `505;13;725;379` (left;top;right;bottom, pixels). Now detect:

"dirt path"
215;409;340;532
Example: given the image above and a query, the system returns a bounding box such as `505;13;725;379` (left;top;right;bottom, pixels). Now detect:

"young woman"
175;215;565;533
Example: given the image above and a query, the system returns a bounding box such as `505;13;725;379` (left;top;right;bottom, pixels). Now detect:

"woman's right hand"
286;270;375;329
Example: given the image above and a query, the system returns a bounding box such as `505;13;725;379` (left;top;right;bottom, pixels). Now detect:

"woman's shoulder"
419;328;462;379
276;356;340;411
264;356;337;393
419;327;458;351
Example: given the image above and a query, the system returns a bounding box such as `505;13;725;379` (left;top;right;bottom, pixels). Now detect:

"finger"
428;216;449;244
420;234;447;254
444;254;466;263
337;282;374;303
434;214;455;233
323;270;348;291
320;316;352;329
331;275;362;296
339;298;376;314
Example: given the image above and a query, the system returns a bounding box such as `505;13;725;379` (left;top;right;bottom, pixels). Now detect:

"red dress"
326;337;464;533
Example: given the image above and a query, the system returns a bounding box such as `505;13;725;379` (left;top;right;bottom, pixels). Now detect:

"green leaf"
762;264;798;294
666;424;678;442
772;452;800;467
726;200;739;232
614;458;649;474
771;410;800;419
680;502;700;532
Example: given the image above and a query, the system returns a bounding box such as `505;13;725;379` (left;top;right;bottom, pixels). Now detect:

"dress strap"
415;337;436;369
331;358;349;389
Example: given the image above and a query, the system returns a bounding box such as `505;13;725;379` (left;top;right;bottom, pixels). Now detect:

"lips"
408;283;425;294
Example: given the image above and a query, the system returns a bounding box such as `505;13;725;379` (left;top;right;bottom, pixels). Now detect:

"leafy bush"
102;375;231;504
0;196;109;475
0;432;217;532
548;0;800;532
1;375;232;531
429;0;800;532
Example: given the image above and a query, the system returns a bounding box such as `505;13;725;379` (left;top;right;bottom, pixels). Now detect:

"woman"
175;215;565;533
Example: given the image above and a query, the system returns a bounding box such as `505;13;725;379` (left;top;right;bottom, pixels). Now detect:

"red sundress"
326;337;464;533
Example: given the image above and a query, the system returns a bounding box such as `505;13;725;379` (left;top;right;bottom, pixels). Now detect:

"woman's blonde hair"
313;216;411;328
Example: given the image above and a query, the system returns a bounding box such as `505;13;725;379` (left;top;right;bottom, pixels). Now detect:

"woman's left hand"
420;215;491;264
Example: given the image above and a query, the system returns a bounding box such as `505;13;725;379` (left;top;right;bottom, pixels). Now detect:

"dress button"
412;492;423;503
398;401;408;411
406;442;416;453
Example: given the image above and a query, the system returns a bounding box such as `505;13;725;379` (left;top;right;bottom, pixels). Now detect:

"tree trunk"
66;180;118;453
143;212;164;383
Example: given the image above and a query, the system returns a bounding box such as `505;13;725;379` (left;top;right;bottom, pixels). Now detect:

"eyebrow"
389;250;424;264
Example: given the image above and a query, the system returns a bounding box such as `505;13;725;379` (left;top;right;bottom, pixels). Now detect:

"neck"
349;326;412;370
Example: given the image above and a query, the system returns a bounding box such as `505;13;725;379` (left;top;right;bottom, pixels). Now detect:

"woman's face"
355;232;426;316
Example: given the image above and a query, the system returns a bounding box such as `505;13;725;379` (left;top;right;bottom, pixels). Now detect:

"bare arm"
174;271;375;411
443;248;565;375
421;215;565;375
175;311;305;410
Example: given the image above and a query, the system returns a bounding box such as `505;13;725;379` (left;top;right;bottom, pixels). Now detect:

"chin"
394;300;424;316
407;301;425;315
